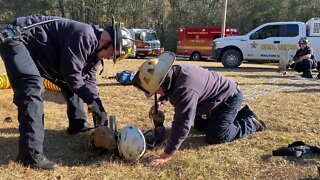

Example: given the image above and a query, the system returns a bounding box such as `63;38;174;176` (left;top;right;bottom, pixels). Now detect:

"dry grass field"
0;58;319;179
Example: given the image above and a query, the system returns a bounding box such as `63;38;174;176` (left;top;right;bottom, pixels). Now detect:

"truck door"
247;24;299;60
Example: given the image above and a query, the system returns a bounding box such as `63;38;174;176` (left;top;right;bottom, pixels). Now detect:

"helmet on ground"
132;52;175;97
117;125;146;161
103;16;134;63
298;37;309;45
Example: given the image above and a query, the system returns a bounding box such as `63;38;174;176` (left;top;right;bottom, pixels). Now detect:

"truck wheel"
221;49;242;68
139;55;147;58
190;52;201;61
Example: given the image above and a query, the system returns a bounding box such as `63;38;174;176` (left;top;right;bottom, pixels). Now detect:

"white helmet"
133;52;175;97
117;125;146;161
298;37;310;45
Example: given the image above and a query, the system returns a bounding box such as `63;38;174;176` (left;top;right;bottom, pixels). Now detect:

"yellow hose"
43;78;61;91
0;75;61;91
0;75;10;89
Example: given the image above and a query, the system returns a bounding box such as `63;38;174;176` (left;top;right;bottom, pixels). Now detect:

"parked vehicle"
211;18;320;68
127;28;163;58
176;27;239;60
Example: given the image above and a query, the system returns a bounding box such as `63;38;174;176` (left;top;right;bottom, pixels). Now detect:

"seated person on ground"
288;37;317;78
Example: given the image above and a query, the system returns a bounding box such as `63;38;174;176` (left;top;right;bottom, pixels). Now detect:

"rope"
243;75;320;101
243;50;320;101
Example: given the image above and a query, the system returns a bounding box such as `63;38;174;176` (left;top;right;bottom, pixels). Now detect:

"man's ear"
99;31;112;46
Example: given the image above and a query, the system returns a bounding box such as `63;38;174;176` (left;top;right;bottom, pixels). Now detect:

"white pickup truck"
211;18;320;68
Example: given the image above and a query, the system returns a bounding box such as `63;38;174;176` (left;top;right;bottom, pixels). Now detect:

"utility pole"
221;0;228;37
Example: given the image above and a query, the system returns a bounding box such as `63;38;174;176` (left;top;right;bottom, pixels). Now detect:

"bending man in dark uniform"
133;52;266;166
0;15;133;170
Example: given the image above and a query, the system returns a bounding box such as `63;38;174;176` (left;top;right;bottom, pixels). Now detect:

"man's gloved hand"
100;112;108;126
149;102;165;128
153;111;165;127
92;112;108;127
88;101;102;114
88;100;107;127
148;102;163;119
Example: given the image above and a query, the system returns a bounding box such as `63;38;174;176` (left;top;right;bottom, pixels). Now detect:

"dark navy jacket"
13;15;102;104
164;64;238;155
293;46;316;61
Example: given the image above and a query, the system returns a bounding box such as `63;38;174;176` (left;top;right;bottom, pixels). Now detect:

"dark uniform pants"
0;40;45;156
290;59;317;74
0;40;87;157
56;83;87;129
205;90;257;144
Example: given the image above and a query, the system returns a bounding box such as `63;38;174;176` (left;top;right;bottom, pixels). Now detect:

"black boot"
16;153;59;170
302;71;313;78
243;105;266;132
236;105;250;119
193;114;207;131
67;122;94;135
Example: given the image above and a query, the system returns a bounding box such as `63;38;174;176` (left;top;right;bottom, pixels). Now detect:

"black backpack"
272;141;320;158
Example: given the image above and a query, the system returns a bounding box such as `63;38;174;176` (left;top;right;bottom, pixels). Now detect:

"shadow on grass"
260;151;320;179
242;82;320;94
285;155;320;166
0;127;19;134
201;66;279;73
259;153;319;164
0;127;207;168
239;76;320;95
140;128;208;153
0;128;123;167
233;74;285;79
286;88;320;93
298;177;319;180
179;128;207;150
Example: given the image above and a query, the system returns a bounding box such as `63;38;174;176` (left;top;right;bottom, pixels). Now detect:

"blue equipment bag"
115;70;135;85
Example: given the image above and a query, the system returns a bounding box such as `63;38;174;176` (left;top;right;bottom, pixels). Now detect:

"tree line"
1;0;320;51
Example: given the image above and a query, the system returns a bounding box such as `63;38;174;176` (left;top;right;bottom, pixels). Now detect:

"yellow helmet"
133;52;175;97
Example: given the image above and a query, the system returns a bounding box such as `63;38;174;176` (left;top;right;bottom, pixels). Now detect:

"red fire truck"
176;27;239;60
128;28;164;58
